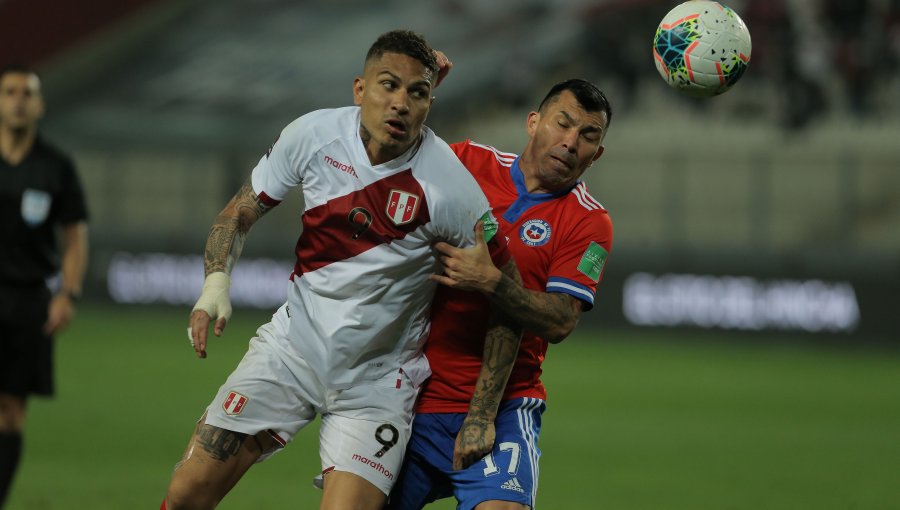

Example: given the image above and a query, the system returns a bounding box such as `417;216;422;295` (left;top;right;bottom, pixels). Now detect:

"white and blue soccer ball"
652;0;752;97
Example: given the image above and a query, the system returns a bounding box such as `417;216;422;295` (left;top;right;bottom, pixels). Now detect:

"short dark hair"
0;63;39;82
538;79;612;127
365;30;439;80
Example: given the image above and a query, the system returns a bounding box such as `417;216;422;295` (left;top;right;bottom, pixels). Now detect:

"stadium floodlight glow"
623;272;860;333
107;252;291;308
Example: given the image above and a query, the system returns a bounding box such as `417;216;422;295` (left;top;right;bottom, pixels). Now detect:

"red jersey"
417;140;613;413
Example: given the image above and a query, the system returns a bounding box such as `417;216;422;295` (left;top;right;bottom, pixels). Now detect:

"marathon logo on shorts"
385;189;420;226
222;391;248;416
352;454;394;480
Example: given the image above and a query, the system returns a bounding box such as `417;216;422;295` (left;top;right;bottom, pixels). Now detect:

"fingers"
473;221;486;247
433;50;452;88
214;317;228;337
432;241;456;257
189;310;212;358
429;273;457;288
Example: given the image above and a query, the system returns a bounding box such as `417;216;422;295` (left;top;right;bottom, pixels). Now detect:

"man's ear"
526;111;539;137
592;145;605;163
353;77;364;106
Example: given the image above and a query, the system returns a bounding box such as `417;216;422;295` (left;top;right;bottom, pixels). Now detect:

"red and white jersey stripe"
250;107;495;389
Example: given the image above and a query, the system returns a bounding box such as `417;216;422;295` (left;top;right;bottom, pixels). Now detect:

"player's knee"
164;459;227;510
164;477;220;510
0;394;26;432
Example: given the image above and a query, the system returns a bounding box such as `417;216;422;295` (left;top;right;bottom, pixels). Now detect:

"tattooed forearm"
468;309;521;421
196;425;248;462
489;259;581;343
204;180;272;276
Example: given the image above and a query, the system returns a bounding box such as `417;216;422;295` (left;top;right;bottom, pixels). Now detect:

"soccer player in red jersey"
388;78;613;510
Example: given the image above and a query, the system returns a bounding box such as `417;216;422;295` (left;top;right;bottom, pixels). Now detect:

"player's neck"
365;132;422;167
0;126;37;166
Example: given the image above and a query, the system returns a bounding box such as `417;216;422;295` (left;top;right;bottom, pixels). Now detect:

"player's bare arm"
492;273;582;344
453;259;522;471
433;222;581;343
189;178;274;358
204;179;272;275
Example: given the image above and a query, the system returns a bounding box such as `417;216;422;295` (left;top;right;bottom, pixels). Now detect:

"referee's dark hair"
0;63;39;82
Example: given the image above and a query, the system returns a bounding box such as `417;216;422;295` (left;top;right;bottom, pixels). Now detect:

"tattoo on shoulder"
196;425;248;462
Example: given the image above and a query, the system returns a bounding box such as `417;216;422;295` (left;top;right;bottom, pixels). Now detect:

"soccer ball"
652;1;752;97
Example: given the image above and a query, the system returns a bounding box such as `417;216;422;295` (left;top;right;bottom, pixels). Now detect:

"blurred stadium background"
2;0;899;508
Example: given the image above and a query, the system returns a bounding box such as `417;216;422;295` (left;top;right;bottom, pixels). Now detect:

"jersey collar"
503;158;579;223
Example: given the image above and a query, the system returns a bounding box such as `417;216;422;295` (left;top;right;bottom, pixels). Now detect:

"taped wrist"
192;272;233;322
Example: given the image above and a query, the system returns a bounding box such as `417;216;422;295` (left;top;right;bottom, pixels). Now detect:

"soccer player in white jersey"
160;30;520;510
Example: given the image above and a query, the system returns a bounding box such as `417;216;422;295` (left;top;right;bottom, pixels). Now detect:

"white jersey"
250;106;491;389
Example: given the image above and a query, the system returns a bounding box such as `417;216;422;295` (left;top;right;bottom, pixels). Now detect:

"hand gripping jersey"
417;140;613;412
251;108;497;390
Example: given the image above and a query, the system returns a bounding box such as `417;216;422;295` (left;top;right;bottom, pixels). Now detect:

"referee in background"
0;64;88;508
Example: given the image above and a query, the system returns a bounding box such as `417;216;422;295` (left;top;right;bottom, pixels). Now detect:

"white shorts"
203;309;420;495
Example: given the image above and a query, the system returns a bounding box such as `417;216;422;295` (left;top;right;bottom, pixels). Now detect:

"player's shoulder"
451;139;518;168
417;132;487;203
565;182;612;227
280;106;358;146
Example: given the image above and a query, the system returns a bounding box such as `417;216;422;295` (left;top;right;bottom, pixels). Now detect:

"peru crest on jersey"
386;189;421;226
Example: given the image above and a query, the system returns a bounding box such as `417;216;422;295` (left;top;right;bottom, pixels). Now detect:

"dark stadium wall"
0;0;162;67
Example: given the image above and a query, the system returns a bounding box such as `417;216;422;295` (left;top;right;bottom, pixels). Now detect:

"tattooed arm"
452;258;523;470
432;224;582;344
203;179;273;275
488;273;581;344
189;178;275;357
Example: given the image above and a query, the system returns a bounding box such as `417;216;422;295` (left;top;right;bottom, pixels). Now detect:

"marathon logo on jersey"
21;189;51;227
385;189;420;226
324;155;358;178
577;241;608;282
519;219;552;247
222;391;249;416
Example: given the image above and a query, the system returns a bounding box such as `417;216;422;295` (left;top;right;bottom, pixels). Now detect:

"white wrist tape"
192;272;233;323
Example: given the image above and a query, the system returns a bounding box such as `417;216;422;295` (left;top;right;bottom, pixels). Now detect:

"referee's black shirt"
0;136;88;287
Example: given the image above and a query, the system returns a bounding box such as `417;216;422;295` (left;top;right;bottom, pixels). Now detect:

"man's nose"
391;91;411;113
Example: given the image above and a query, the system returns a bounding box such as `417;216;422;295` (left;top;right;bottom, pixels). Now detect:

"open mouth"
385;119;407;137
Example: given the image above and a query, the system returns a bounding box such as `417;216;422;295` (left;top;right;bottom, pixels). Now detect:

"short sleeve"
56;156;88;224
250;114;316;205
546;211;613;310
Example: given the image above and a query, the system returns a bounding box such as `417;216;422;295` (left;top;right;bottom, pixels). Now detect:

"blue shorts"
387;397;545;510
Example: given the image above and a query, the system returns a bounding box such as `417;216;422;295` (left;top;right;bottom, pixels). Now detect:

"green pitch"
6;304;899;509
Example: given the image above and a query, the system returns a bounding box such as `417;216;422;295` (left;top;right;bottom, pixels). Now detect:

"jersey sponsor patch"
519;219;551;247
577;242;608;282
386;189;421;226
21;188;51;227
222;391;249;415
480;211;498;243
